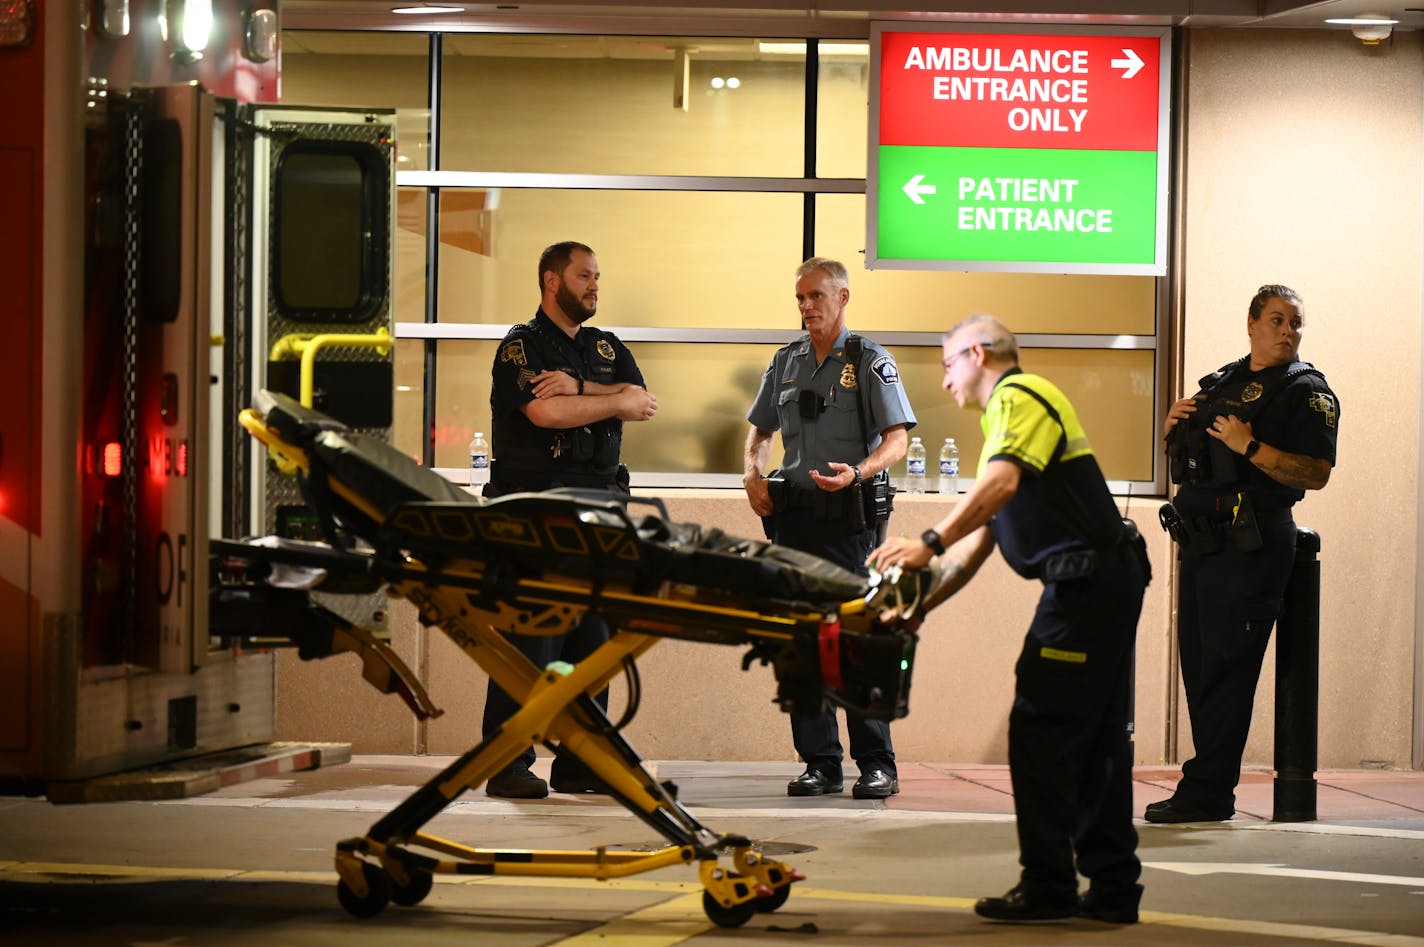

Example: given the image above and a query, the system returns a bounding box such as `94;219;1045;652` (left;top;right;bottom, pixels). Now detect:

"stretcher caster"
703;889;757;928
755;884;791;913
336;861;391;918
388;867;433;907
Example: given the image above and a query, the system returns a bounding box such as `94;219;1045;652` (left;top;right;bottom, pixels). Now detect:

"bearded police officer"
481;241;657;799
743;257;915;801
870;315;1149;924
1149;284;1339;823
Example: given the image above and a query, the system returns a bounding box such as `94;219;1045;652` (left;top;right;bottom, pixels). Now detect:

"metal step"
46;742;352;804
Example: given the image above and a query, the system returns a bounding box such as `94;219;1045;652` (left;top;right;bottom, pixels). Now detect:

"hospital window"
282;30;1164;490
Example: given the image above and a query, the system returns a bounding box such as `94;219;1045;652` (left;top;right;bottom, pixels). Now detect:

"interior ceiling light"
1324;13;1398;43
1322;15;1400;23
392;4;464;12
757;41;869;57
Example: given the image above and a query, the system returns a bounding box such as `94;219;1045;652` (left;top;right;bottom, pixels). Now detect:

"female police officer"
1149;284;1339;823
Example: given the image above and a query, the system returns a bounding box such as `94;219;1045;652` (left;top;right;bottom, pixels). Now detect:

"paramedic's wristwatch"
1243;439;1261;460
921;529;946;555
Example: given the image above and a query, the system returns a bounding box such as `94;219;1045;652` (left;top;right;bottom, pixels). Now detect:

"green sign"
876;145;1158;265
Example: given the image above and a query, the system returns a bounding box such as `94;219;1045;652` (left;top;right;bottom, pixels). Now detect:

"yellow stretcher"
211;390;935;928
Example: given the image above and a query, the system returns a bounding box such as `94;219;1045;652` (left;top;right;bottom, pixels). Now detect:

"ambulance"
0;0;396;797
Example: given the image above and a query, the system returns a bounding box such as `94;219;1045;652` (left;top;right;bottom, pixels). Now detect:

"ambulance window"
273;140;388;323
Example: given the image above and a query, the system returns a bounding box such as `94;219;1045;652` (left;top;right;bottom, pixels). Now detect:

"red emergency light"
102;442;123;477
176;439;189;478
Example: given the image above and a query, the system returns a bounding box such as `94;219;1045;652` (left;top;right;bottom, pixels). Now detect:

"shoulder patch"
1308;392;1337;428
871;355;900;386
500;339;527;367
596;339;616;361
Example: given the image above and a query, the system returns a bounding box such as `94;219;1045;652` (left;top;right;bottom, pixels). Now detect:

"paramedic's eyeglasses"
942;345;978;371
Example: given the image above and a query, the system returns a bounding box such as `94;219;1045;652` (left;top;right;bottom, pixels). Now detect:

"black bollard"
1273;527;1320;822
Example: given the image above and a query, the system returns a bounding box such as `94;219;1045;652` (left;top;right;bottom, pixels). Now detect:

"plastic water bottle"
906;436;926;494
939;437;960;495
468;431;490;488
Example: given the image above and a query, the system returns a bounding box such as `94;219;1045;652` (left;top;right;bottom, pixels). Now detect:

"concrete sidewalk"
4;757;1423;946
881;762;1424;827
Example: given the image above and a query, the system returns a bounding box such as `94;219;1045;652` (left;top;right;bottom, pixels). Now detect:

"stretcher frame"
216;391;931;929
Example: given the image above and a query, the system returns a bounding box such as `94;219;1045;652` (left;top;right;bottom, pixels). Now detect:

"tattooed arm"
1248;442;1333;491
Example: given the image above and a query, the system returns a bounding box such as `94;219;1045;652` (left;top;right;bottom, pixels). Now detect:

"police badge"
1241;381;1263;402
840;362;858;390
596;340;615;361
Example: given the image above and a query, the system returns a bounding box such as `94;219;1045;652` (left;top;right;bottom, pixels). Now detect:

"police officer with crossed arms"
481;240;657;799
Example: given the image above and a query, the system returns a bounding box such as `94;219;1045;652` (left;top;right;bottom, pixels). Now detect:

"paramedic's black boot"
974;886;1076;923
1078;884;1143;924
486;764;549;799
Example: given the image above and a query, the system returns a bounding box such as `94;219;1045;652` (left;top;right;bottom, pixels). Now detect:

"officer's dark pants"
764;507;895;778
1009;544;1145;904
481;611;610;781
1173;520;1297;810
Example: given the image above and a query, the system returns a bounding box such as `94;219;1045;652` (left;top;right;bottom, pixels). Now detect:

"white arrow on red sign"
1111;48;1144;79
902;173;936;204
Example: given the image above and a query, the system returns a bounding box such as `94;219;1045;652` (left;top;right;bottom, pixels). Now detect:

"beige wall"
278;491;1175;766
1179;29;1423;770
275;27;1424;770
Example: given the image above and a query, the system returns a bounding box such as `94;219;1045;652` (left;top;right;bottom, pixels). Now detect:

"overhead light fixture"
245;7;278;63
1324;13;1398;44
98;0;131;39
392;4;463;13
757;41;869;57
161;0;214;63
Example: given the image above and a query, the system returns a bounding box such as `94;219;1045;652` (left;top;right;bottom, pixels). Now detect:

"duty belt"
1039;518;1143;583
1159;497;1293;555
766;478;862;524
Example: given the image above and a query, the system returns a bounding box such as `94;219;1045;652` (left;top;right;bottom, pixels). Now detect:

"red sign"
879;31;1160;152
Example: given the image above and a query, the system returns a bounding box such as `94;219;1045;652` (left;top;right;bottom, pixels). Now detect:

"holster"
1159;502;1226;555
867;470;894;525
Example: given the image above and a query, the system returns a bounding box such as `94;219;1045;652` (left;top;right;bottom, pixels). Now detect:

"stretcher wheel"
337;861;391;918
702;890;756;928
754;884;791;913
389;868;433;907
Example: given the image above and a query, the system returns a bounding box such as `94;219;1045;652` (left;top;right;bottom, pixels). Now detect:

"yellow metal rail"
269;328;392;408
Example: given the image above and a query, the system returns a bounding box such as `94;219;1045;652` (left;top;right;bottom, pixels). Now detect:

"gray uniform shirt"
747;326;917;489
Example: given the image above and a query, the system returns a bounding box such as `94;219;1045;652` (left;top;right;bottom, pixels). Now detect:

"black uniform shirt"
489;308;645;487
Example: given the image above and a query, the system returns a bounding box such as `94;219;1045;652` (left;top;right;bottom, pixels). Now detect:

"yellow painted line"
554;892;710;947
5;862;1423;946
471;874;700;893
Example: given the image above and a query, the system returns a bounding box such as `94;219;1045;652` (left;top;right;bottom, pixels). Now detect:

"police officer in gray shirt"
743;257;916;799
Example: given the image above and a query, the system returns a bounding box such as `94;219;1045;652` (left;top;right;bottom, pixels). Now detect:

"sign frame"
867;22;1172;276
